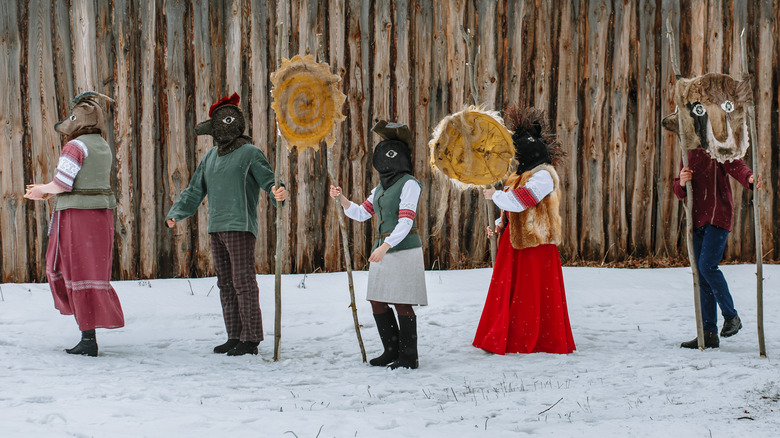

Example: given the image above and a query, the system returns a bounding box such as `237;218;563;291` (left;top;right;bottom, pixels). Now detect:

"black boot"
66;329;98;357
389;315;418;370
214;339;240;354
227;341;259;356
680;331;719;349
369;311;399;366
720;315;742;338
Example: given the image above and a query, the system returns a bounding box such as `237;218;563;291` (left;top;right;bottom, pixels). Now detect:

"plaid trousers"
210;231;263;342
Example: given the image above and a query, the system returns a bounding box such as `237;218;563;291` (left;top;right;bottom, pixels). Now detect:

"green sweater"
165;143;281;237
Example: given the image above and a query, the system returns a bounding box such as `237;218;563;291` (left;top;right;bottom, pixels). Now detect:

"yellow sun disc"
270;55;346;150
429;106;514;186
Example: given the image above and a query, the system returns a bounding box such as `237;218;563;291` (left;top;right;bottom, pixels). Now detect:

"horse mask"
54;91;113;139
662;73;752;163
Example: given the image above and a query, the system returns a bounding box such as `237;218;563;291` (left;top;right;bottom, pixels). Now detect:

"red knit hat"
209;92;240;117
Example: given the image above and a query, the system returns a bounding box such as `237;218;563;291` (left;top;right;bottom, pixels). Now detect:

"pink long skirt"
46;209;124;331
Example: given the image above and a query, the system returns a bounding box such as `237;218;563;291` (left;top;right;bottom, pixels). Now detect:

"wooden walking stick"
316;34;366;363
739;29;766;358
665;15;705;350
272;22;285;362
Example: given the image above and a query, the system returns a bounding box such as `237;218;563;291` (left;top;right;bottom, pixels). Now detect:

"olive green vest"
56;134;117;211
371;174;422;253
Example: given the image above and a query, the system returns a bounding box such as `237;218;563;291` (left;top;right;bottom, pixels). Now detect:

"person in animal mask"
663;74;764;349
473;106;575;355
329;120;427;369
24;91;124;357
166;93;287;356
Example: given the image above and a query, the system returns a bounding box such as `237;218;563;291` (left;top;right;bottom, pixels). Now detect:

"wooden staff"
273;21;285;362
317;34;367;363
665;14;705;350
461;26;497;265
739;29;766;358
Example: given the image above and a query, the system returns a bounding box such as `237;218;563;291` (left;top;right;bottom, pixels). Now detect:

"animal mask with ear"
54;91;114;139
661;73;752;163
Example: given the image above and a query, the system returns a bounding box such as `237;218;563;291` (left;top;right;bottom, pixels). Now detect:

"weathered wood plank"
163;0;190;277
139;0;157;279
112;0;137;278
70;0;98;92
413;0;433;267
755;0;774;257
0;1;28;282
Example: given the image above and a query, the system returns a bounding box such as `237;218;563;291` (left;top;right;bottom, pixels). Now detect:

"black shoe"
680;332;719;349
720;315;742;338
369;311;399;366
226;341;259;356
214;339;240;354
66;330;98;357
388;315;418;370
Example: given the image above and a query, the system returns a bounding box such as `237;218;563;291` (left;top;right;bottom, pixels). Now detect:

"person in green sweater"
166;93;286;357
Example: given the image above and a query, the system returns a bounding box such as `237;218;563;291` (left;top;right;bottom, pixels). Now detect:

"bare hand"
272;185;287;202
679;167;693;185
749;174;763;190
329;185;342;199
486;223;504;239
483;187;497;200
368;243;391;263
166;218;176;229
24;184;52;201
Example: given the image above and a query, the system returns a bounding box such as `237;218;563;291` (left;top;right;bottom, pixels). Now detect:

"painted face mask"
196;93;249;156
54;91;113;139
662;73;752;163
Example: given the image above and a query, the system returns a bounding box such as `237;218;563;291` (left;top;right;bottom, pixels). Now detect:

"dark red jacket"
673;148;754;231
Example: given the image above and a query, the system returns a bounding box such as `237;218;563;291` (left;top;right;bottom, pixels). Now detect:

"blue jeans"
692;225;738;333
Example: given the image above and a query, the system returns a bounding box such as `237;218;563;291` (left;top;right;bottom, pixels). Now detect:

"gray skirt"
366;247;428;305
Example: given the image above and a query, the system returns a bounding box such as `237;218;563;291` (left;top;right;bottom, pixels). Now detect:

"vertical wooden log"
277;0;293;274
192;0;214;276
428;0;448;267
505;0;528;106
0;1;28;283
373;1;391;123
580;0;611;261
139;0;157;279
395;0;411;122
225;0;242;99
607;0;632;261
656;0;681;258
413;0;433;267
70;0;98;92
533;0;552;113
324;0;348;272
755;0;773;256
27;0;60;280
52;0;74;116
631;0;658;257
555;0;581;261
250;0;272;273
164;0;190;277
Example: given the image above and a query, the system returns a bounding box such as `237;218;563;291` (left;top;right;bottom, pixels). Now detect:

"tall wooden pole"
739;29;766;358
666;15;705;350
273;22;285;362
461;26;497;265
317;34;366;363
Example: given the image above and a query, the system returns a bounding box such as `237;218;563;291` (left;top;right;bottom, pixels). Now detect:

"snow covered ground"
1;264;779;437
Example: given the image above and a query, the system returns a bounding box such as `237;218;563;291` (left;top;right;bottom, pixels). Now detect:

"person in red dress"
473;106;575;355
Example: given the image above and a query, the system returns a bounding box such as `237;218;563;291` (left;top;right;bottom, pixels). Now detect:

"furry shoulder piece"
661;73;752;163
506;163;562;251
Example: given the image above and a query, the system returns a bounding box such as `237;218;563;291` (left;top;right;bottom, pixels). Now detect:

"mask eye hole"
222;116;235;124
385;150;398;158
69;115;76;121
720;100;734;113
692;103;706;117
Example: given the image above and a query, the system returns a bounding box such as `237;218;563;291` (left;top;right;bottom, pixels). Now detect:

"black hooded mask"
513;122;551;175
371;120;414;189
196;93;251;156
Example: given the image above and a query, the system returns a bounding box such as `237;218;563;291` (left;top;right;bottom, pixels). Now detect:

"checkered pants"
210;231;263;342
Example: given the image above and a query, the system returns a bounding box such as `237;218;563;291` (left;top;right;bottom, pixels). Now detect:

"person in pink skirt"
25;92;124;357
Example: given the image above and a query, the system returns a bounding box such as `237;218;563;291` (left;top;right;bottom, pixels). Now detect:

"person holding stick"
329;121;427;370
166;93;286;357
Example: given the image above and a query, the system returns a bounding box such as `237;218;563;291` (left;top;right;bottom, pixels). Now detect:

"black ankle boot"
389;315;418;370
680;331;719;349
66;329;98;357
214;339;240;354
227;341;259;356
370;311;399;366
721;315;742;338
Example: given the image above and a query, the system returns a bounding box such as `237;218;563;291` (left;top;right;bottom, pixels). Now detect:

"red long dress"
473;224;575;354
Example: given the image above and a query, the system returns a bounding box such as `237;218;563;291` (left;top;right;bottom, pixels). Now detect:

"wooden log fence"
1;0;778;283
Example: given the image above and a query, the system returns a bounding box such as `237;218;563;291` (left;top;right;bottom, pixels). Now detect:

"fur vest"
505;164;562;250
